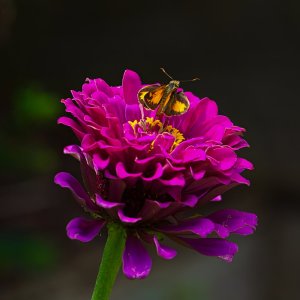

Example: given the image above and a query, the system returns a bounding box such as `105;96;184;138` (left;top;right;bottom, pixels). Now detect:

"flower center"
129;117;185;151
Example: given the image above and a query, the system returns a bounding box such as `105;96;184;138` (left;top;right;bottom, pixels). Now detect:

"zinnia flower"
55;70;257;279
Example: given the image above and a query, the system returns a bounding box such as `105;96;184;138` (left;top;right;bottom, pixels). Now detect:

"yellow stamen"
128;120;139;134
165;125;185;151
129;118;185;152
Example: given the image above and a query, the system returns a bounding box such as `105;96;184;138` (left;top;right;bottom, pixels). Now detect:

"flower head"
55;70;257;279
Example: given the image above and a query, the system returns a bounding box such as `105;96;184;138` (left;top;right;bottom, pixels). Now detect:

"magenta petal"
182;194;199;207
152;133;175;153
142;163;164;181
190;167;206;180
81;134;97;151
118;209;142;224
93;78;113;96
58;116;84;139
153;236;177;260
180;237;238;262
122;235;152;279
209;209;258;237
159;175;185;187
125;104;141;122
204;123;226;141
116;162;142;179
63;144;83;160
231;173;250;185
122;70;142;105
211;195;222;202
179;97;218;134
235;158;254;170
93;153;110;170
189;182;238;206
95;194;124;209
54;172;90;206
66;217;106;242
182;147;206;163
208;147;237;170
158;217;215;238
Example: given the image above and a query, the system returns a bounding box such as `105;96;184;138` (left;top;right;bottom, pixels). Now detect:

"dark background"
1;0;299;299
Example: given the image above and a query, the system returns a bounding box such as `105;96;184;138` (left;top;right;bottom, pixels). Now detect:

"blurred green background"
1;0;299;299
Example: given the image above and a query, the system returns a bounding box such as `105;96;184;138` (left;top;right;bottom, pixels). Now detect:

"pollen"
129;117;185;151
164;125;185;150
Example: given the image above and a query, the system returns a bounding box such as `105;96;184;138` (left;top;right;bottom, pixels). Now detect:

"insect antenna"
180;77;200;83
160;68;174;80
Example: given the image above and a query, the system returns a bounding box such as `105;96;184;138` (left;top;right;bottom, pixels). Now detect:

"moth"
138;68;199;117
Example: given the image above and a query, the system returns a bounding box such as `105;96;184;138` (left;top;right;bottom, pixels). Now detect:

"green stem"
91;222;127;300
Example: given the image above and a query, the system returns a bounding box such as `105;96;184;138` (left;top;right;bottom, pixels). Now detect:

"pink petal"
122;235;152;279
158;217;215;238
209;209;258;238
66;217;106;242
122;70;142;105
116;162;142;179
118;209;142;224
142;163;164;181
54;172;92;208
180;237;238;262
153;236;177;260
93;152;110;170
211;195;222;202
182;194;199;207
159;175;185;187
95;194;124;209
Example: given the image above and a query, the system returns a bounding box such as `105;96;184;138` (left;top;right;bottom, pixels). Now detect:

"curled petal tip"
66;217;106;243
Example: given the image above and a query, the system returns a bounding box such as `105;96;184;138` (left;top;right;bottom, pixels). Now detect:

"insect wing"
138;84;166;110
164;92;190;116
